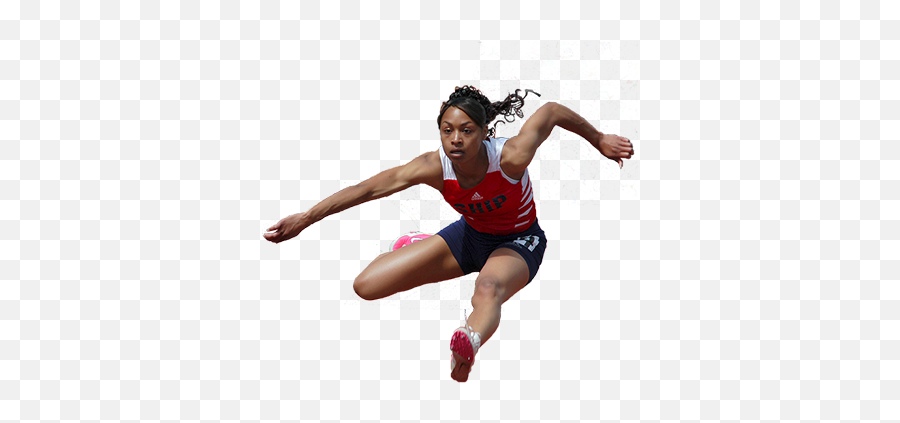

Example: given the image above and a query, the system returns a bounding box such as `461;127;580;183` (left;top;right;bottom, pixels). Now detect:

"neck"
453;141;488;179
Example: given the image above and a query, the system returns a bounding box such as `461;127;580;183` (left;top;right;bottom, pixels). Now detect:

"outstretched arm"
505;102;635;173
264;151;439;244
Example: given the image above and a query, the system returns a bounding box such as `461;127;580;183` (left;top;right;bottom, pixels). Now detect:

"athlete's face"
440;107;488;162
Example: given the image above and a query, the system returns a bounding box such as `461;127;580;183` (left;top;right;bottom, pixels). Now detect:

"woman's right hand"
264;213;311;244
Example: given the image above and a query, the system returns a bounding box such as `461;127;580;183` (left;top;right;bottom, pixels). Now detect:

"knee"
353;275;378;301
471;278;501;307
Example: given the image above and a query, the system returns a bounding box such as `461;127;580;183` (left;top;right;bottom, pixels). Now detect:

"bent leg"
353;234;464;300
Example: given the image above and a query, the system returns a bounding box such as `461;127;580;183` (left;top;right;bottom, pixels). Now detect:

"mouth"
450;150;464;157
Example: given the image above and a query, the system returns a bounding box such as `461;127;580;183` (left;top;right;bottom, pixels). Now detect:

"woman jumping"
264;85;634;382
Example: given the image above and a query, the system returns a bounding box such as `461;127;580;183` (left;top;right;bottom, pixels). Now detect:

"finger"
618;159;623;169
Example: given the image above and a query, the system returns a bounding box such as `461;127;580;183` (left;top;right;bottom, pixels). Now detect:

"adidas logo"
471;192;483;201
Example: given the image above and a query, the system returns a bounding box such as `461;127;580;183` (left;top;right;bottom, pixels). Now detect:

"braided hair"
437;85;541;139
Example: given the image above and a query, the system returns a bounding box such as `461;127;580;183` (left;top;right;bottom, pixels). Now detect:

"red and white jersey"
438;137;537;235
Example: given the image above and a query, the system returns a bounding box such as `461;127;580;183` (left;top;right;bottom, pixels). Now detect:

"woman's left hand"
597;133;635;169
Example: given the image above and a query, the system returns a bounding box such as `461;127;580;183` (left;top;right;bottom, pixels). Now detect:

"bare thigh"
353;234;464;300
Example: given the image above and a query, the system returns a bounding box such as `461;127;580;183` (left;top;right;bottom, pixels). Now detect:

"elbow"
544;102;561;126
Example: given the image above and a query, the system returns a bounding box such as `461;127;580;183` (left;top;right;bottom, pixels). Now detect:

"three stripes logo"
471;192;483;201
512;235;540;252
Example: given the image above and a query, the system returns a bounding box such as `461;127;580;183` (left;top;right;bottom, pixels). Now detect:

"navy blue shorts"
436;216;548;285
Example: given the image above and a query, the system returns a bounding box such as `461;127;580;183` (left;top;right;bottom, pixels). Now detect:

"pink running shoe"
390;231;433;252
450;309;482;382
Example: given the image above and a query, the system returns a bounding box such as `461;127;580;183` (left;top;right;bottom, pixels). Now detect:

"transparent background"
1;0;897;421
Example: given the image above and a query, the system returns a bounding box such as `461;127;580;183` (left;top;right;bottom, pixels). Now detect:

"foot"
390;231;433;252
449;325;481;383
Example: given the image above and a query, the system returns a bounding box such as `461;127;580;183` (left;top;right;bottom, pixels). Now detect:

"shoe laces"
460;308;480;353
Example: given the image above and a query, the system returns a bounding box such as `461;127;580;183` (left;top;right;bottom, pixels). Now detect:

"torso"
435;137;538;235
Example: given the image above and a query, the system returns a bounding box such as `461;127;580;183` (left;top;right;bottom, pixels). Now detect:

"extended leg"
451;248;530;382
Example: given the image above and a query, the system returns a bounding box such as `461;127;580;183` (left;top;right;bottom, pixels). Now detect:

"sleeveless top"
438;137;537;235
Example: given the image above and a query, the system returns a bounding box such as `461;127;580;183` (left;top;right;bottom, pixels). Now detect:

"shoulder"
497;137;527;181
418;150;442;172
423;149;440;163
413;150;444;191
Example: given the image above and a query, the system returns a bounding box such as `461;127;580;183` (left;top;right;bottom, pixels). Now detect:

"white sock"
470;330;482;353
462;309;482;354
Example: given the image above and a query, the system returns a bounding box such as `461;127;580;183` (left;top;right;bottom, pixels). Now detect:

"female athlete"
264;85;635;382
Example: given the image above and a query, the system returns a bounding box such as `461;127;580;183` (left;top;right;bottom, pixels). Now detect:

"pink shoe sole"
450;329;476;363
